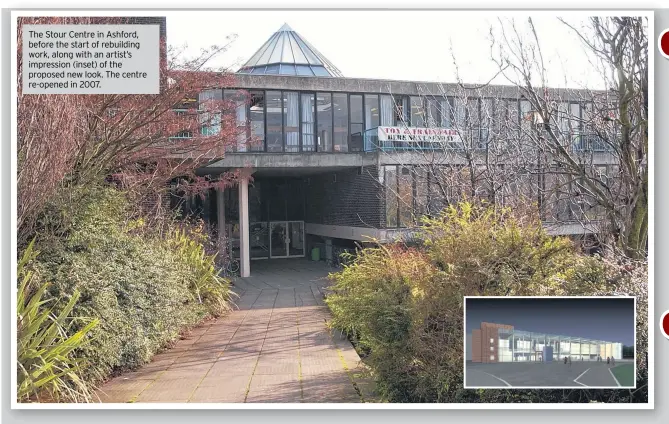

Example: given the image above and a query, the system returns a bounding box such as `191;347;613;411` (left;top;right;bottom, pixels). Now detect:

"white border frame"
10;8;654;410
463;296;637;390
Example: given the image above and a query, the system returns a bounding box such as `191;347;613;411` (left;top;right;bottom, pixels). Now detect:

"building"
176;23;615;277
471;322;623;363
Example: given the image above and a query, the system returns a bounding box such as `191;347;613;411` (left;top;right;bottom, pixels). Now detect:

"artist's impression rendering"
464;297;636;388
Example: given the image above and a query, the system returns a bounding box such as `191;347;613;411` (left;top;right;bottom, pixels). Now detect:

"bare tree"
490;17;648;258
17;17;244;242
374;17;647;259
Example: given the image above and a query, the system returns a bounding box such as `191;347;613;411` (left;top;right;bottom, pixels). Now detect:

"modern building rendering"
471;322;624;363
173;23;615;277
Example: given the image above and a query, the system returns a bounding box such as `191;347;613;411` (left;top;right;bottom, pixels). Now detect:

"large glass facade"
189;89;612;155
496;328;623;362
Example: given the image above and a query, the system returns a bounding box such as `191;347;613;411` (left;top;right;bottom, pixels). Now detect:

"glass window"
414;168;428;218
410;96;425;127
427;98;441;127
265;64;280;74
333;93;348;152
266;91;282;152
570;103;582;149
385;165;398;227
280;63;297;75
441;97;454;128
284;91;299;152
350;94;363;127
453;97;466;128
490;346;494;351
317;92;333;151
313;67;330;77
301;93;316;152
398;167;413;227
467;98;480;128
490;355;495;361
224;90;248;152
294;36;321;65
287;33;307;63
249;91;265;152
520;99;532;128
394;95;408;126
569;103;581;131
268;35;285;64
557;101;570;134
364;94;380;130
350;95;364;151
296;65;314;76
380;95;394;126
199;89;222;136
490;338;494;344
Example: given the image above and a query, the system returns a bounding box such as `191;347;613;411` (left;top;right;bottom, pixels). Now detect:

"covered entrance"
175;176;309;275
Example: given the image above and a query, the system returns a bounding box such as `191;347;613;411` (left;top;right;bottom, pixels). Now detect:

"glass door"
249;222;270;259
287;221;305;257
270;222;288;257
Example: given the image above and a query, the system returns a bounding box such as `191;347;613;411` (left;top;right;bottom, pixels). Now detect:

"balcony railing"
362;126;615;153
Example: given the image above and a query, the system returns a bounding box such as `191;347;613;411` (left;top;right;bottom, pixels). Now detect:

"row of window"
382;164;615;229
194;89;602;153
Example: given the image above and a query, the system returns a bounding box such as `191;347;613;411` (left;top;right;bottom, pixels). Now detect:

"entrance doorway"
269;221;305;258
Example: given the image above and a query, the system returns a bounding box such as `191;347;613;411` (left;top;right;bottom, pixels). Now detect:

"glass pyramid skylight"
237;23;344;77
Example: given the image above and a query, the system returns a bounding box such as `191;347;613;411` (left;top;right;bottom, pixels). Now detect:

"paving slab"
95;258;366;403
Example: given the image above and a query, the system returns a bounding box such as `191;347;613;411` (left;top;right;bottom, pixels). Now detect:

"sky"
465;297;636;346
165;11;607;89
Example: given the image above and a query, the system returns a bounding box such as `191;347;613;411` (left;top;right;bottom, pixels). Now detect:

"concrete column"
238;177;250;277
325;238;333;263
216;188;226;254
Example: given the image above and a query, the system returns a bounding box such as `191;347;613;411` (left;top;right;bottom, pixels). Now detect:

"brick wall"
472;329;482;363
479;322;514;363
305;166;384;228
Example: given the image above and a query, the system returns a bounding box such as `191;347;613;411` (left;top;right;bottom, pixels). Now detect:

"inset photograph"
464;297;636;389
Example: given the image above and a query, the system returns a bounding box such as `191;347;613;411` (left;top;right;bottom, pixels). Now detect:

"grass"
610;363;635;387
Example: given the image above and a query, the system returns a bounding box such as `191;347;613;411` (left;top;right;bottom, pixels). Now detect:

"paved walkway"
466;361;630;388
96;259;374;403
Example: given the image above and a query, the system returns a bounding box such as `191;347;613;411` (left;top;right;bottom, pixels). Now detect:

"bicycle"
219;254;240;277
330;246;354;268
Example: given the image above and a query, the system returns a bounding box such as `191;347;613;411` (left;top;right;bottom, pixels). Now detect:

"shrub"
168;225;234;317
326;202;648;403
17;240;99;402
30;184;232;388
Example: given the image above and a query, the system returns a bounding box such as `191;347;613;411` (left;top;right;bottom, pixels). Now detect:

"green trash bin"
311;247;320;261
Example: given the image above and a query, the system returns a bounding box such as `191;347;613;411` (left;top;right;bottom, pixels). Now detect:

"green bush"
168;226;234;317
31;185;232;387
326;202;648;403
17;240;99;402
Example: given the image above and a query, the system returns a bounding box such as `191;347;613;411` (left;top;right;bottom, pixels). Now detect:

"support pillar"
325;238;333;263
238;176;250;277
216;188;226;255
